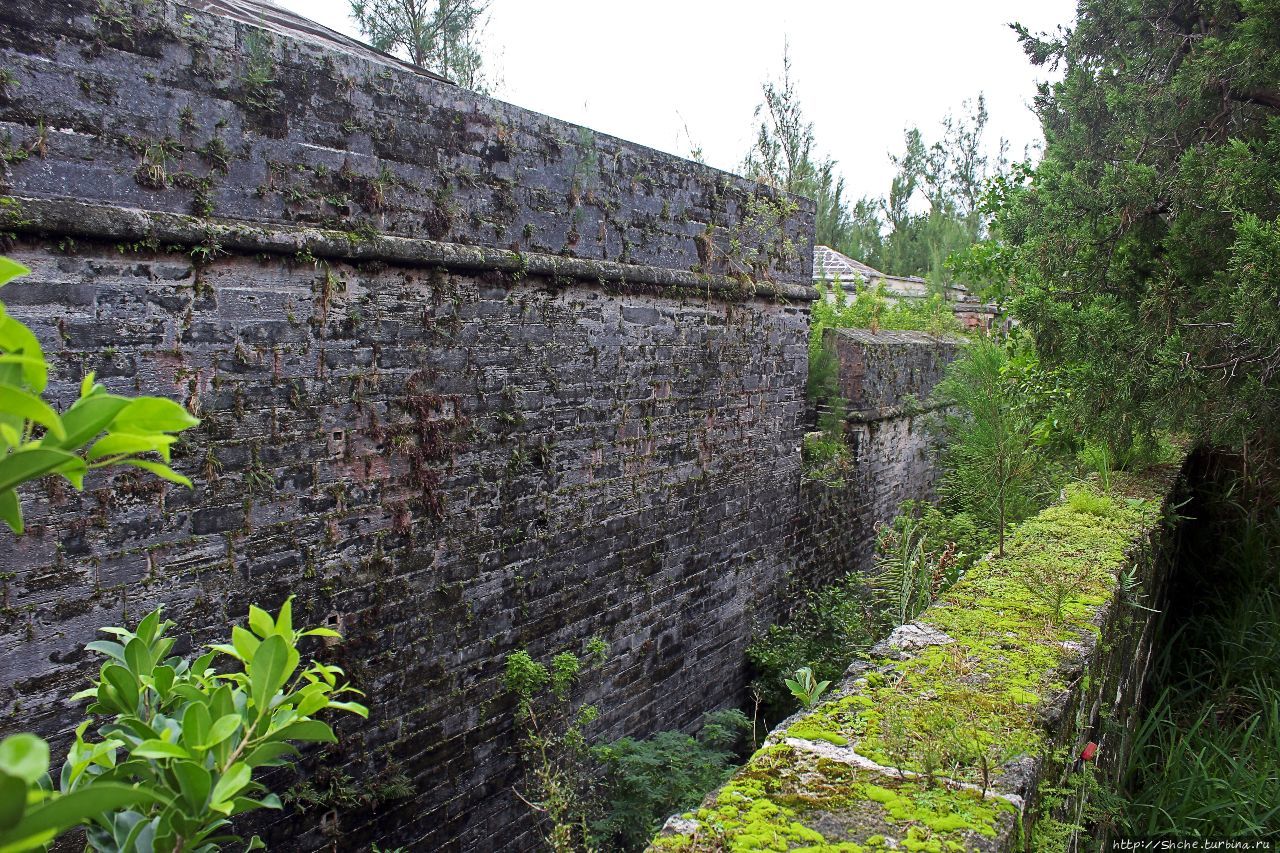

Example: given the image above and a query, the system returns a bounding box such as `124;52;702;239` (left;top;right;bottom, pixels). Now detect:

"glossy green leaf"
0;783;163;852
0;489;21;535
0;448;84;494
199;715;241;750
117;717;160;742
152;664;175;699
123;638;153;680
249;635;289;712
228;794;281;817
117;813;152;853
269;720;335;744
49;394;129;451
327;700;369;719
0;385;62;439
131;740;189;760
209;684;234;720
0;258;29;289
171;760;212;812
209;763;251;814
292;689;331;718
56;458;86;490
169;684;206;705
101;665;139;715
191;650;218;675
135;610;162;646
182;702;212;749
247;606;273;638
0;355;46;374
0;773;24;832
208;643;241;662
0;421;19;453
242;742;298;769
0;735;46;786
110;397;200;435
87;432;176;462
84;640;126;663
0;315;46;392
230;626;260;663
275;598;293;637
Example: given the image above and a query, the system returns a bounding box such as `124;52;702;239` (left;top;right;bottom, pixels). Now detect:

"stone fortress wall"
0;2;955;849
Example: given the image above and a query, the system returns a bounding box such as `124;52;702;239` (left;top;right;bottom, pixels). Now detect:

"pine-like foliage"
932;337;1054;555
995;0;1280;453
349;0;490;91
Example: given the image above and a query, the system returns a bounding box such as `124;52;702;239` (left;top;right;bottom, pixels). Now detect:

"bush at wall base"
0;599;367;852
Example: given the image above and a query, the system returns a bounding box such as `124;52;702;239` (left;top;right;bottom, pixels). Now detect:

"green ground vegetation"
502;644;757;853
1120;469;1280;837
746;573;875;724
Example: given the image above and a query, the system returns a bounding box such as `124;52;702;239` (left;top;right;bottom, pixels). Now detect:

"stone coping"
0;195;815;303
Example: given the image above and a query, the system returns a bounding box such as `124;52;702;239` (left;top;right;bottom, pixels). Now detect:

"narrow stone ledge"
650;462;1185;852
844;401;950;425
0;195;816;304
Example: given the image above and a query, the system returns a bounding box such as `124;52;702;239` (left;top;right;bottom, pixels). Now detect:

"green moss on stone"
650;470;1177;852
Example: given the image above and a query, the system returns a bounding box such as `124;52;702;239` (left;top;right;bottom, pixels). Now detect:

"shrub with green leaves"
871;502;984;632
0;733;159;852
591;710;750;852
783;667;831;709
0;256;199;533
2;599;366;853
895;500;989;576
71;599;367;852
801;398;852;485
811;277;962;345
872;514;943;630
746;573;874;721
503;639;607;853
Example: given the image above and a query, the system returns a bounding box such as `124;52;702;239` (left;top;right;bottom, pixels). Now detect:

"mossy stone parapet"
651;463;1185;852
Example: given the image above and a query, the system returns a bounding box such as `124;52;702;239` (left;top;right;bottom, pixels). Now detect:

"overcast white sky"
274;0;1076;202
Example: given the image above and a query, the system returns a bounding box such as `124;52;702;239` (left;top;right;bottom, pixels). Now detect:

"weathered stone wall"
1;241;811;851
827;328;958;419
792;329;964;590
0;2;817;851
0;0;811;282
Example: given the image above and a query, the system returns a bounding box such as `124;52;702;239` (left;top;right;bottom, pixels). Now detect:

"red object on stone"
1081;741;1099;762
